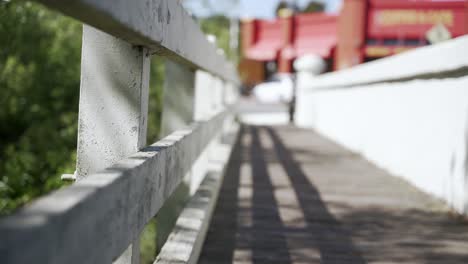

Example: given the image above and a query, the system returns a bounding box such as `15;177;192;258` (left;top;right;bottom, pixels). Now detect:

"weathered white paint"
213;78;226;115
155;122;239;264
114;239;140;264
194;71;226;121
155;172;223;264
156;63;234;251
157;60;197;250
77;26;151;263
295;37;468;214
194;71;215;121
76;25;150;180
0;111;229;264
193;70;218;193
34;0;238;83
224;82;239;106
160;60;195;138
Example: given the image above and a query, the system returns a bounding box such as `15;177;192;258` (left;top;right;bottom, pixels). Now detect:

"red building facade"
239;0;468;86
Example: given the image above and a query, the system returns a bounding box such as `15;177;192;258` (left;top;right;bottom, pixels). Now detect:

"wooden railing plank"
77;25;152;264
156;60;196;251
76;25;151;180
0;110;230;264
155;122;239;264
33;0;238;83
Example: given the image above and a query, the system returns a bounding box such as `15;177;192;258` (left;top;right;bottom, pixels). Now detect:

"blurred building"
238;0;468;87
337;0;468;69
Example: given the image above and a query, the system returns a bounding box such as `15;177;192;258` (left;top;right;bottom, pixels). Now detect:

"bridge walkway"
198;125;468;264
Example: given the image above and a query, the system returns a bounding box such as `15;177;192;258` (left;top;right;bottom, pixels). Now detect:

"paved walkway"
199;125;468;264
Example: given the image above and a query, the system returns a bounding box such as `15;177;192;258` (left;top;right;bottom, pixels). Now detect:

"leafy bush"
199;15;237;62
0;1;81;215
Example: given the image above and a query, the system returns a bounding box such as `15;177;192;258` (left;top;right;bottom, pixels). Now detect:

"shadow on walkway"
265;127;365;263
199;125;468;264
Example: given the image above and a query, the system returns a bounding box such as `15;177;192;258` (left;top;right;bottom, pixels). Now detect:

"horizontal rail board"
0;110;229;264
155;123;239;264
155;172;222;264
34;0;238;83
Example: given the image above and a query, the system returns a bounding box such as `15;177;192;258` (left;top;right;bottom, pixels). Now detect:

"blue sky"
184;0;343;19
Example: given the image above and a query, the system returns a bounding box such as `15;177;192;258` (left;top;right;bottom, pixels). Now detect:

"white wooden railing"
0;0;239;263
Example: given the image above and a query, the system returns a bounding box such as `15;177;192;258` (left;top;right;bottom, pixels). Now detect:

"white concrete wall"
295;36;468;214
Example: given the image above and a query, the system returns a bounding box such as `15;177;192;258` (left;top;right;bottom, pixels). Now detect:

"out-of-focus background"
2;0;468;262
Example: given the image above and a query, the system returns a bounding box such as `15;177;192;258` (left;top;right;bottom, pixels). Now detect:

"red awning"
245;20;285;61
246;40;282;61
281;37;337;60
295;35;337;58
281;14;337;60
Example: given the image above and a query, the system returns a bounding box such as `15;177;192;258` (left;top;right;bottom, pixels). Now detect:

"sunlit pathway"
198;125;468;264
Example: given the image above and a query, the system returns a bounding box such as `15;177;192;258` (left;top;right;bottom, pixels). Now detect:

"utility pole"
229;17;239;58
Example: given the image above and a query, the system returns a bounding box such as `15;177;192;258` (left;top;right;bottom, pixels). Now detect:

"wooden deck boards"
198;125;468;264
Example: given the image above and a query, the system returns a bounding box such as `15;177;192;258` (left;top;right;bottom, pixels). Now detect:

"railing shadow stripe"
250;126;292;263
265;127;366;264
198;126;244;263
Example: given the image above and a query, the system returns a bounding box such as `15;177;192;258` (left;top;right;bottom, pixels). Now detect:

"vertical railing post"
192;70;215;194
156;60;197;249
213;77;225;114
75;25;150;264
194;71;215;121
156;61;231;251
159;60;196;137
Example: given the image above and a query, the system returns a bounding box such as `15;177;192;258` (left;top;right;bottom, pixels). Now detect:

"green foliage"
275;1;325;16
302;1;325;13
147;57;165;144
140;219;158;264
0;0;82;215
275;1;299;17
184;0;238;17
275;1;290;16
199;15;237;62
